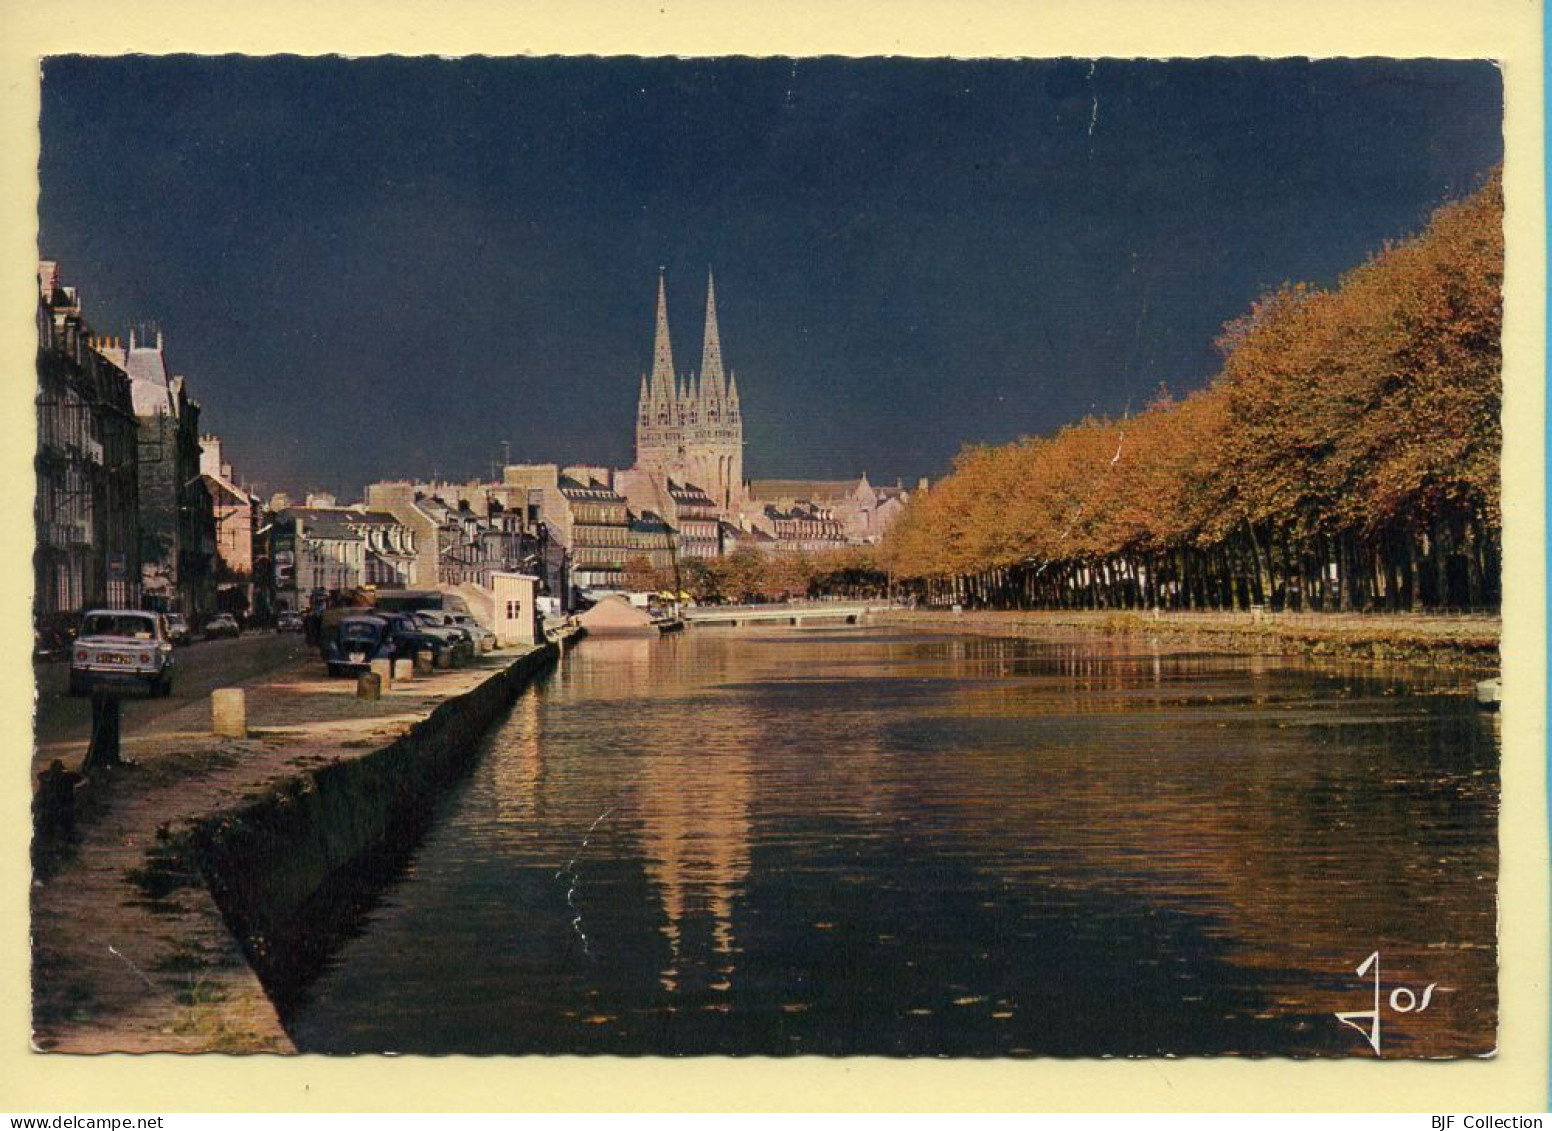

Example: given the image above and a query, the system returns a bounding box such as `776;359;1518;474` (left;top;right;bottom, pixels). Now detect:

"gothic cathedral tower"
635;270;744;512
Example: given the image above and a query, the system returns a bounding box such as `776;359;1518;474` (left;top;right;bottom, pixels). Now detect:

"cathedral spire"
651;269;675;392
700;268;726;394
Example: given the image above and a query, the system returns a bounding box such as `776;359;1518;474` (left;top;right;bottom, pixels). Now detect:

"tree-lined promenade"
883;172;1503;615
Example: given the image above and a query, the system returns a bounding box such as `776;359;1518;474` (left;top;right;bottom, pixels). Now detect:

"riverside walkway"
30;637;565;1054
877;607;1500;667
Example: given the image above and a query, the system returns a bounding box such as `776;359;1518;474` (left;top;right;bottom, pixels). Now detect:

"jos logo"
1334;950;1439;1056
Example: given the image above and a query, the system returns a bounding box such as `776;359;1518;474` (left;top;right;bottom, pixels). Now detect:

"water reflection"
287;628;1498;1057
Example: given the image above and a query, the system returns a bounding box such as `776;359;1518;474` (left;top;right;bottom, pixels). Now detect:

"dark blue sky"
38;56;1502;498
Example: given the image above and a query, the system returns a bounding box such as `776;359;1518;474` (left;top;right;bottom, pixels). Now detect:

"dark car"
375;612;452;665
33;611;79;661
322;614;396;677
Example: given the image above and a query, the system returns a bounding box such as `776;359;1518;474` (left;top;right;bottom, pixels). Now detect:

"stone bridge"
680;600;896;629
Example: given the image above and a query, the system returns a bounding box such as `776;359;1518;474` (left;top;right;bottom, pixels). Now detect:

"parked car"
204;613;241;640
413;611;476;657
375;612;453;664
276;611;304;633
165;613;192;646
33;611;79;662
69;609;176;697
448;612;497;650
322;614;396;677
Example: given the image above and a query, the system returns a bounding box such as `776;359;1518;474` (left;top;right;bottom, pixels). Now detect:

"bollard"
395;653;414;682
211;688;247;739
415;649;435;675
83;691;124;771
435;648;452;670
370;657;394;691
357;671;383;700
479;636;493;653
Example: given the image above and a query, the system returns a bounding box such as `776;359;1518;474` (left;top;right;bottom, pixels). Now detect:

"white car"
448;612;497;649
69;609;176;697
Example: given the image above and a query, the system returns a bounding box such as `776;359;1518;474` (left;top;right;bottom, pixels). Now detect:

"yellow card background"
0;0;1544;1112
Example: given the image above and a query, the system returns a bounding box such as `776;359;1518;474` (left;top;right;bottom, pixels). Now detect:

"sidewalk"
30;643;545;1053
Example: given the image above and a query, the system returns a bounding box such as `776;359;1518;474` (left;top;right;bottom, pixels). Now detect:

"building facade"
96;329;216;619
200;434;264;617
271;506;416;610
560;476;631;590
35;261;142;620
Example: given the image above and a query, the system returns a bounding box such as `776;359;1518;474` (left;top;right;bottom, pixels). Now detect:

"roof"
748;478;859;502
727;523;776;543
345;509;404;526
95;337;178;418
559;476;624;502
765;501;834;521
202;472;251;507
281;506;405;541
666;479;716;505
629;511;673;534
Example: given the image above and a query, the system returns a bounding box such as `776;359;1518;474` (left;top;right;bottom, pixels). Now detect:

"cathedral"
631;270;744;513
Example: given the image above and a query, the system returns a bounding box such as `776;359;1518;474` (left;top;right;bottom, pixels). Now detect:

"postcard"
4;0;1547;1115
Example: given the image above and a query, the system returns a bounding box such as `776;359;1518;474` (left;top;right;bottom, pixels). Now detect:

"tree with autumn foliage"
883;170;1502;612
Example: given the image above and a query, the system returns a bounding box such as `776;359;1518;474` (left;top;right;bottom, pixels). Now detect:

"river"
286;626;1498;1057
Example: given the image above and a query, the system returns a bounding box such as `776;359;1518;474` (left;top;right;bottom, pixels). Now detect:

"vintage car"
413;611;479;656
204;613;241;640
411;611;476;659
69;609;176;697
374;612;454;664
321;614;396;677
448;612;497;650
276;611;304;633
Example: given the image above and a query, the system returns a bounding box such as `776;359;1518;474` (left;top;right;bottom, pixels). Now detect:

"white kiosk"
490;572;542;647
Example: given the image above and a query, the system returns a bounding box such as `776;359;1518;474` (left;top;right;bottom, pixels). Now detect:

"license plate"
98;654;129;665
349;652;365;663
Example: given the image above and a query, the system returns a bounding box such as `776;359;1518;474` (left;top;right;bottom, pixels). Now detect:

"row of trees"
623;545;889;605
882;171;1503;613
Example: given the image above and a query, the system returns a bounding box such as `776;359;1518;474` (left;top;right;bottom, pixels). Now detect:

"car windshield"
81;613;156;639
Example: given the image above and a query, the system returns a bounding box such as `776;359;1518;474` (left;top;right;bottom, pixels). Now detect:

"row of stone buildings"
37;262;923;625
